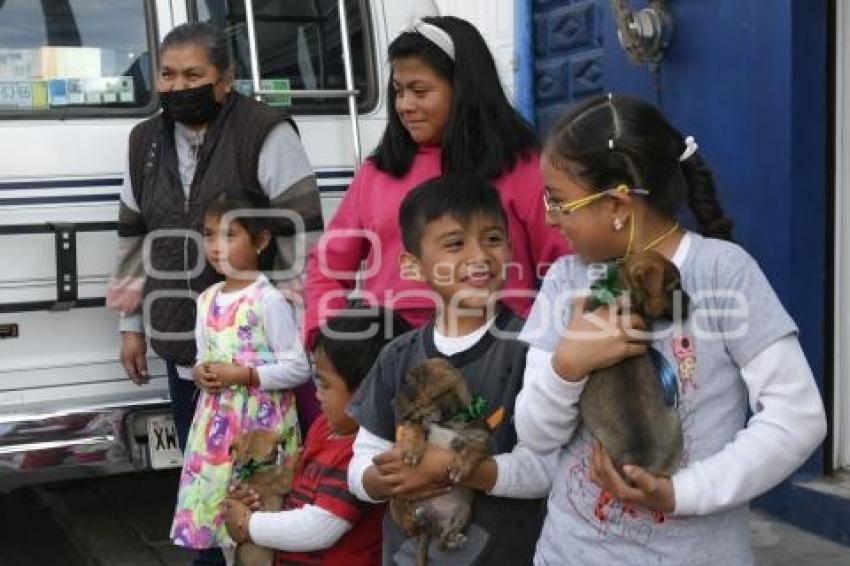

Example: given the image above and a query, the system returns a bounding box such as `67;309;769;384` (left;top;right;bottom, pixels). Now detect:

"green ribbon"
590;263;623;306
233;458;273;482
453;395;488;423
233;427;296;482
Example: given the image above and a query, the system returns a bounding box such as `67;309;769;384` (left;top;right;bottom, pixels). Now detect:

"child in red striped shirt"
225;305;410;565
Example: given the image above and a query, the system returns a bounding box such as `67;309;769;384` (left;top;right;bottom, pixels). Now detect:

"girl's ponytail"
680;154;734;241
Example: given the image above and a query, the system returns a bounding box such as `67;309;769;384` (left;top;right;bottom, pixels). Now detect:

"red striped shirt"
275;415;383;566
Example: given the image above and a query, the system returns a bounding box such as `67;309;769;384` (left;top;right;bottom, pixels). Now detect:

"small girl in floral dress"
171;194;310;561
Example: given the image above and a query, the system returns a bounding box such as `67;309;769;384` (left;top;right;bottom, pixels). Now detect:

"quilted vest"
128;92;293;365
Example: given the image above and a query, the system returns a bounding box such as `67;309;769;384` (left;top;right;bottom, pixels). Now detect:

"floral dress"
171;277;300;549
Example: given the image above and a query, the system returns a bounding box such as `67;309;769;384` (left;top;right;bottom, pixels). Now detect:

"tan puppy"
392;358;490;566
580;250;690;477
229;430;297;566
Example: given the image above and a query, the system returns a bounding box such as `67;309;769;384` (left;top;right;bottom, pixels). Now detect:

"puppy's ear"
394;365;424;416
627;258;667;318
229;436;243;460
258;431;279;460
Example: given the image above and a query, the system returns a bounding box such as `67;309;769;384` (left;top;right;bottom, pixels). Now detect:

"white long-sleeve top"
348;426;392;504
514;338;826;517
193;275;310;389
249;504;351;551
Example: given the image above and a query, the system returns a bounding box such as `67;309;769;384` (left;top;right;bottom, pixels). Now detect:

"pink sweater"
303;146;571;346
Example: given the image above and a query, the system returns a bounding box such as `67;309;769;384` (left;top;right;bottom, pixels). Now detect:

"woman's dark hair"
399;174;507;256
545;94;734;240
371;16;539;180
315;304;412;393
160;22;234;80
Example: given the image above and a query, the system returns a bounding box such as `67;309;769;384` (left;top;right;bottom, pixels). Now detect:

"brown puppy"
392;358;490;566
229;430;297;566
579;250;689;477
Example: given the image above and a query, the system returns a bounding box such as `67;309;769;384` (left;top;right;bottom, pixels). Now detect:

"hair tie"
679;135;698;162
407;20;455;61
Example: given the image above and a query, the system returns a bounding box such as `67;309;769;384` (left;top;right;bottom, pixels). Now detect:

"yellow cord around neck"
622;212;680;260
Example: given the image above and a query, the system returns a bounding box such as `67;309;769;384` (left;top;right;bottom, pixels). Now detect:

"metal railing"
242;0;363;165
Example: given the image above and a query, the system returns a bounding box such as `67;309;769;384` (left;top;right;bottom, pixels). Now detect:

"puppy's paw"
448;432;489;483
399;424;427;467
403;448;424;467
447;454;478;483
439;531;467;551
413;505;431;527
447;463;465;484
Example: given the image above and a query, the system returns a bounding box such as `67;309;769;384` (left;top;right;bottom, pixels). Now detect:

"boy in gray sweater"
347;175;555;565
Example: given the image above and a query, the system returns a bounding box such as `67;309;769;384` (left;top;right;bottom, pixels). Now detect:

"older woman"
108;22;320;461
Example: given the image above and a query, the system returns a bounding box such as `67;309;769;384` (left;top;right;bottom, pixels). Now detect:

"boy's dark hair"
315;304;412;393
371;16;539;180
398;174;508;256
545;93;733;241
161;22;234;80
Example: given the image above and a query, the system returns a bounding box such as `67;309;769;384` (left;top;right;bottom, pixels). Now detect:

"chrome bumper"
0;396;174;491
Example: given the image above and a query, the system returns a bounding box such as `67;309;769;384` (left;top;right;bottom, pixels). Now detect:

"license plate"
147;414;183;469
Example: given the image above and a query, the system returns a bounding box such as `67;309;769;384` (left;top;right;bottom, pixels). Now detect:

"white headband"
408;20;455;61
679;135;698;161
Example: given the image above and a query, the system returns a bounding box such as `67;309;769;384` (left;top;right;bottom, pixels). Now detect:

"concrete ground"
1;470;847;565
750;512;850;565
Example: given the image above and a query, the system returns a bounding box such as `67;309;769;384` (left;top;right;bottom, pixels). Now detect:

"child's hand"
552;296;648;382
192;363;223;394
373;444;454;497
223;498;253;544
228;483;263;511
207;363;250;387
589;442;675;513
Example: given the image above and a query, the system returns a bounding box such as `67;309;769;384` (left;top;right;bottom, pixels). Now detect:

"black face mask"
160;83;221;126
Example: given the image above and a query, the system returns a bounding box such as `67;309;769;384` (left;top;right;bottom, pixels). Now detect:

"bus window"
0;0;156;117
191;0;377;114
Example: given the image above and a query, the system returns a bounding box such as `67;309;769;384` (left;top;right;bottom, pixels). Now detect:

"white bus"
0;0;436;490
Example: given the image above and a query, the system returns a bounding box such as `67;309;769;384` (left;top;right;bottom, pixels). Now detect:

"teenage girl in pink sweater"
304;16;570;346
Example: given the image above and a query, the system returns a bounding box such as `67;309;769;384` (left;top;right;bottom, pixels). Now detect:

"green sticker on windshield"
235;78;291;107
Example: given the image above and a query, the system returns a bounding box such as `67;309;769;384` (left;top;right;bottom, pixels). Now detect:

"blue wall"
528;0;842;543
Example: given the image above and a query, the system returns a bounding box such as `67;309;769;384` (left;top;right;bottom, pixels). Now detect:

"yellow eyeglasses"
543;184;649;215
